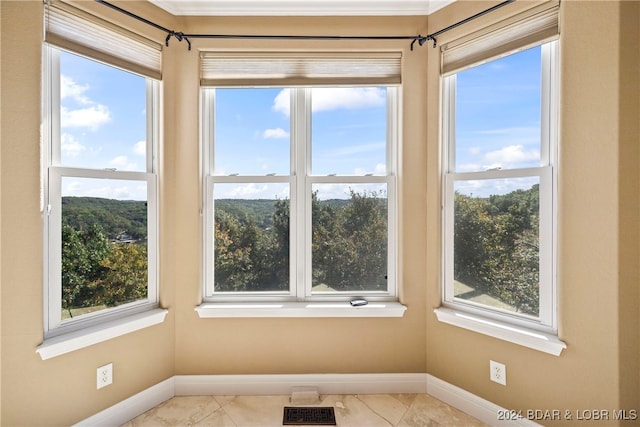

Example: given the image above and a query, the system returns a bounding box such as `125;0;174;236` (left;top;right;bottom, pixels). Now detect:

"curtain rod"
94;0;515;51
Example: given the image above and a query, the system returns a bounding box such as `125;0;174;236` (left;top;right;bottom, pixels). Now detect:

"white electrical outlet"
490;360;506;385
97;363;113;389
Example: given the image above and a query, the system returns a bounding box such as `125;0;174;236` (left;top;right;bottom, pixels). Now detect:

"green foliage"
454;184;540;315
213;190;388;293
61;224;110;317
312;190;387;291
95;243;148;306
60;199;149;318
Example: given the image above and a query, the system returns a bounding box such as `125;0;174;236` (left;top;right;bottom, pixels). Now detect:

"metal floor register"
282;407;337;425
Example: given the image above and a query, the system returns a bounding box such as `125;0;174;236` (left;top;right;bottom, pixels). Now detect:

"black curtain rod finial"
410;35;437;51
166;30;192;50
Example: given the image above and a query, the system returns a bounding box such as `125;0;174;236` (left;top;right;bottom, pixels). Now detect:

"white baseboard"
72;377;174;427
174;373;428;396
74;373;538;427
426;374;541;427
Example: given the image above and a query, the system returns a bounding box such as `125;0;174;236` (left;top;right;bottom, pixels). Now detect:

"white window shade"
441;1;559;76
200;52;402;86
45;0;162;79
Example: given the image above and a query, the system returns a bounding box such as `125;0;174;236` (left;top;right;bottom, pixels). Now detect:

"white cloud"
60;74;111;130
63;180;146;201
353;163;387;176
263;128;290;139
272;87;386;116
60;133;86;157
483;144;539;169
312;87;385;113
109;155;138;171
134;140;146;156
273;89;291;115
313;182;387;200
218;183;289;200
61;105;111;130
455;177;539;198
60;75;90;103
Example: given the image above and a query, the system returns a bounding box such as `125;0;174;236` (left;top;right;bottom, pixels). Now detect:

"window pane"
213;183;290;292
455;46;542;172
453;177;540;316
59;50;147;171
311;87;387;176
61;177;148;320
311;183;388;293
214;88;290;176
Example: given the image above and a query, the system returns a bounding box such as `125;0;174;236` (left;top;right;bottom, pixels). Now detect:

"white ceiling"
148;0;456;16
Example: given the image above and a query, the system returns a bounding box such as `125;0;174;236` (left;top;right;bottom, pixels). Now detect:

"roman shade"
200;51;402;87
441;1;559;76
45;0;162;79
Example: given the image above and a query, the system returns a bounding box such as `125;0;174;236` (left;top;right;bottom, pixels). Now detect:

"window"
438;4;565;354
42;1;161;339
201;53;399;307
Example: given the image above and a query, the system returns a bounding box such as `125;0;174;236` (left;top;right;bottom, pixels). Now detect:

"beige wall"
0;2;175;425
170;15;429;376
426;1;640;425
1;0;638;425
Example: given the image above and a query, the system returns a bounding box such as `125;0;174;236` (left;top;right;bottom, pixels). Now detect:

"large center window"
202;86;398;302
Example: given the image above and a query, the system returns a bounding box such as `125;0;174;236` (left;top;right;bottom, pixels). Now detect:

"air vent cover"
283;406;336;425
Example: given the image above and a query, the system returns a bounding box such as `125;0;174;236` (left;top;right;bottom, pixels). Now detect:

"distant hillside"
62;197;147;240
214;198;350;229
62;196;353;238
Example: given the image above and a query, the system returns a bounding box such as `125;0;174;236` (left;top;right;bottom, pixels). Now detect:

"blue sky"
59;50;147;201
213;88;388;176
453;45;543;197
59;45;542;201
213;86;387;200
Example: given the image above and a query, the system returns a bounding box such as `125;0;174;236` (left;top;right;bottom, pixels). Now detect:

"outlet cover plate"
490;360;506;385
97;363;113;389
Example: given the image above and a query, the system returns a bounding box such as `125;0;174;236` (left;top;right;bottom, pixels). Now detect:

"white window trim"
41;45;164;346
36;308;168;360
433;307;565;356
199;85;402;316
438;41;565;354
196;302;406;318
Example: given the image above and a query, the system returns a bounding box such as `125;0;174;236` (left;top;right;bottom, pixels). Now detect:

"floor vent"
283;406;336;425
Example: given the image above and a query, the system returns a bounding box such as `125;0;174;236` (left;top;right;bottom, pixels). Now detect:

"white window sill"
196;301;407;318
36;308;169;360
434;307;566;356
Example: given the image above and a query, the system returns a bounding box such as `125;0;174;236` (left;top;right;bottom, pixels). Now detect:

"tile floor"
121;393;488;426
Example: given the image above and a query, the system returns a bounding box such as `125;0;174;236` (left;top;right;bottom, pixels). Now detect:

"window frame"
201;85;399;304
440;40;559;334
42;45;161;337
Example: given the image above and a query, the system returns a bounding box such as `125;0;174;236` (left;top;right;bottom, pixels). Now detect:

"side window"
43;46;159;334
442;40;558;330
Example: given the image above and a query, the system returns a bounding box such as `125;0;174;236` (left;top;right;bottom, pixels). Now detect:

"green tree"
95;243;148;307
312;190;388;291
453;185;540;315
61;223;110;317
